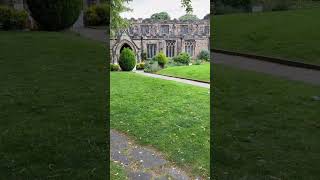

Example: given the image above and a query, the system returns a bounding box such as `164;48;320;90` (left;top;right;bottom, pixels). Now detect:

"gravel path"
111;130;202;180
213;52;320;86
134;71;210;89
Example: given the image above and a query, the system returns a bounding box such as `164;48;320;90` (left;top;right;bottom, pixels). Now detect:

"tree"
203;13;210;20
179;14;199;21
111;0;132;36
150;12;170;21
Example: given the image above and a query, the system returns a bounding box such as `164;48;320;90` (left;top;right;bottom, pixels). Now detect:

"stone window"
129;27;134;34
160;25;169;34
185;40;195;57
204;26;209;35
166;40;176;57
141;25;149;35
147;44;157;59
181;25;188;34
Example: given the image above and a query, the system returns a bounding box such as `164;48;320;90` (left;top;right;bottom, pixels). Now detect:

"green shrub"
144;60;162;73
194;59;203;65
110;64;120;71
141;52;147;62
119;48;136;71
172;52;191;65
0;6;28;30
26;0;82;31
197;50;210;61
153;52;168;67
84;3;109;26
136;62;145;70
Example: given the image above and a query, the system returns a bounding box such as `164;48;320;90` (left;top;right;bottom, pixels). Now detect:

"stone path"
213;52;320;86
72;27;106;43
134;71;210;89
111;130;201;180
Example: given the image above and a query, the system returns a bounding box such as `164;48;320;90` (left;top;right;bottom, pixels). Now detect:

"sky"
121;0;210;19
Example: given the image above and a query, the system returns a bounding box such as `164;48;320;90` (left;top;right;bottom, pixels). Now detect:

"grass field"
213;8;320;65
157;63;210;82
110;72;210;178
111;162;127;180
213;63;320;179
0;31;107;179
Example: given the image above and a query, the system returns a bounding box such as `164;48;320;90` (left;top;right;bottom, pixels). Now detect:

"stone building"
110;18;210;64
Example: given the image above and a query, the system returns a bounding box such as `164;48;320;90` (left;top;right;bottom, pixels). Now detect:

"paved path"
72;27;106;43
111;130;201;180
135;71;210;89
213;52;320;86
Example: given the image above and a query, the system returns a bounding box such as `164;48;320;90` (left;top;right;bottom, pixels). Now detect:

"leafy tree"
150;12;170;21
179;14;199;21
111;0;132;36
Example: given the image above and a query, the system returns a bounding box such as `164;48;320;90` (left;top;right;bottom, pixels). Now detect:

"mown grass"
213;63;320;179
110;72;210;178
0;31;107;179
213;8;320;65
111;162;127;180
157;63;210;82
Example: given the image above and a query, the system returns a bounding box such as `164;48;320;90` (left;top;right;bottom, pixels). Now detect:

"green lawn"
110;72;210;178
157;63;210;82
213;8;320;65
0;31;107;179
213;64;320;179
111;162;127;180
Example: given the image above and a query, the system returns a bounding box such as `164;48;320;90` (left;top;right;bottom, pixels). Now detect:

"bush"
141;52;147;62
144;60;162;73
26;0;82;31
194;59;203;65
84;3;109;26
136;62;145;70
0;6;28;30
110;64;120;71
172;52;191;65
153;52;168;67
197;50;210;61
119;48;136;71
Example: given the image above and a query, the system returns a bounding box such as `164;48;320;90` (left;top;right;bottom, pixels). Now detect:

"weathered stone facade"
110;18;210;64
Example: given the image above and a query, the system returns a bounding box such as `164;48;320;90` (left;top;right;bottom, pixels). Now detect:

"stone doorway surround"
111;31;141;64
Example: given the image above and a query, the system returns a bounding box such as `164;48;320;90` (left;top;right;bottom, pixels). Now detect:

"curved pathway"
134;71;210;89
213;52;320;86
111;130;201;180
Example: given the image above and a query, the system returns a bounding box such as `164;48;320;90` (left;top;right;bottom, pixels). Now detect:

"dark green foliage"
150;12;170;21
136;62;145;70
141;52;147;61
214;0;251;14
153;52;168;67
197;50;210;61
110;63;120;71
0;6;28;30
84;3;109;26
172;52;191;65
26;0;82;30
119;48;136;71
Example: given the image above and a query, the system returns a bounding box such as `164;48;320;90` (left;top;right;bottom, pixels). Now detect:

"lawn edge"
212;48;320;71
151;72;211;84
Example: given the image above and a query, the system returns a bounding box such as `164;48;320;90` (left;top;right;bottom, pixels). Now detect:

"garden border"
151;72;210;84
212;48;320;71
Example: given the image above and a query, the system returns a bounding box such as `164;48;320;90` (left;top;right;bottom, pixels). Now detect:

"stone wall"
111;18;210;64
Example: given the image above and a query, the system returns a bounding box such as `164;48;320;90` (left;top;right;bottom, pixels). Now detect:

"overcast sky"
121;0;210;19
